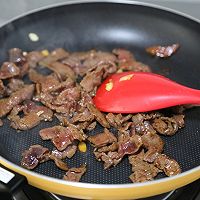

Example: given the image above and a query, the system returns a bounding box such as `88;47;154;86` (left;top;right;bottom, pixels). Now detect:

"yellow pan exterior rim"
1;156;200;199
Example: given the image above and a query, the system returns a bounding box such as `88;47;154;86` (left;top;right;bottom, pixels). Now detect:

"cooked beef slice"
47;61;76;80
80;61;117;93
21;145;50;169
63;50;116;76
129;150;160;182
0;80;6;97
146;44;179;58
118;134;142;157
141;128;164;162
87;103;110;128
39;48;69;67
154;154;181;176
26;51;44;68
152;116;184;135
9;48;25;64
63;165;86;182
39;125;86;151
0;84;34;117
88;128;117;148
51;144;77;159
0;62;20;79
106;113;132;128
7;78;25;94
49;154;68;171
94;151;122;169
71;108;94;123
8;101;53;130
29;69;60;93
97;142;118;153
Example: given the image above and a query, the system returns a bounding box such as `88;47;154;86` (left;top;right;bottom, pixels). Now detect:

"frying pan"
0;0;200;199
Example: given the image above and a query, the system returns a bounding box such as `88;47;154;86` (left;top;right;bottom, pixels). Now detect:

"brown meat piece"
0;80;6;97
154;154;181;176
132;113;145;125
76;121;91;130
106;113;132;128
62;50;116;76
0;84;34;117
0;62;20;79
131;61;152;72
131;113;162;136
49;154;68;171
7;78;25;94
134;121;156;136
39;48;69;67
8;101;53;130
8;48;29;77
41;86;80;115
78;91;93;108
48;61;75;80
106;113;122;128
71;108;94;123
39;125;86;151
141;131;164;162
83;51;116;71
88;128;117;148
94;151;122;169
118;134;142;157
21;145;50;169
144;150;159;163
113;48;151;72
86;121;97;131
129;150;160;182
141;132;164;153
51;145;77;159
54;113;70;126
63;165;86;182
132;112;162;125
172;114;185;128
9;48;24;63
18;62;30;78
36;76;79;115
146;44;179;58
118;122;133;134
113;48;135;62
97;142;118;153
80;61;117;93
62;50;95;76
152;116;184;136
80;64;104;93
29;69;60;93
26;51;44;68
87;103;110;128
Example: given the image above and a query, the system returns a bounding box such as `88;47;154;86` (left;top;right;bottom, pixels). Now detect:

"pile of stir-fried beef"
0;45;183;182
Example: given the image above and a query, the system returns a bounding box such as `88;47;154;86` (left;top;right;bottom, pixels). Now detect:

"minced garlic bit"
116;69;123;73
41;49;49;56
22;51;27;56
78;142;87;153
36;110;44;117
105;79;113;91
28;32;39;42
119;74;134;82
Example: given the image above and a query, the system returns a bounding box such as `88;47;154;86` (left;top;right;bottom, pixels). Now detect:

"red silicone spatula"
93;71;200;113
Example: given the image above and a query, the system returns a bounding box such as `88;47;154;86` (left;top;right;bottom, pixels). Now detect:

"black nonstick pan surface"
0;1;199;199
